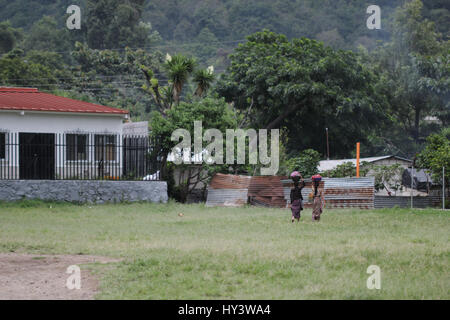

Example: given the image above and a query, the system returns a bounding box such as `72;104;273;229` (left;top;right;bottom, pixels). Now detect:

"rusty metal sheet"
283;177;375;209
208;175;375;209
248;176;287;207
209;173;251;189
205;188;248;207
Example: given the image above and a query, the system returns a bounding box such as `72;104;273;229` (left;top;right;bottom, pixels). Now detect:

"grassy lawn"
0;200;448;299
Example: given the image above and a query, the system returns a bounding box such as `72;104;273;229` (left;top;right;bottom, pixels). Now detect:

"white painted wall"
0;110;126;179
0;110;125;134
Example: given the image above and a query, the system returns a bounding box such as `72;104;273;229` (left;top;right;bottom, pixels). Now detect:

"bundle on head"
290;171;301;183
311;174;322;196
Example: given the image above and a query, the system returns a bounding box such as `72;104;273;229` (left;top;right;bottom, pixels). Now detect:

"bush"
285;149;321;178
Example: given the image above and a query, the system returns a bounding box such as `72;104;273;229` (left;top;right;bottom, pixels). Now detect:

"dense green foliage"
417;128;450;184
284;149;321;177
85;0;159;50
370;164;405;193
366;0;450;157
1;0;449;65
150;97;239;202
217;30;388;157
0;0;448;166
0;21;23;54
321;161;371;178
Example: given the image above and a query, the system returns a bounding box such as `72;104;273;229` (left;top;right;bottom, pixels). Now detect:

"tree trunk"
265;104;301;129
414;106;421;143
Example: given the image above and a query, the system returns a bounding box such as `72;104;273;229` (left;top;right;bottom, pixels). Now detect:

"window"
66;134;88;161
0;133;5;159
95;135;117;161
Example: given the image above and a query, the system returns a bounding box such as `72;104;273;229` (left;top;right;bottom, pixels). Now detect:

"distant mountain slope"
1;0;448;51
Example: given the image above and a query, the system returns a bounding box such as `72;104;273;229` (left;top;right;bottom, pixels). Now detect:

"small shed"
402;168;433;191
318;155;412;172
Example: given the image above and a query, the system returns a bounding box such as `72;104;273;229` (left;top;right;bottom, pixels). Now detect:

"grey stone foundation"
0;180;168;204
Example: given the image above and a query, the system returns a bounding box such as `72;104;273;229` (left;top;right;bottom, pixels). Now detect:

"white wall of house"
0;110;127;179
369;158;411;168
0;110;125;134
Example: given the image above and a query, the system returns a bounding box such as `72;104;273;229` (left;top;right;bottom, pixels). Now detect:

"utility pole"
411;165;414;209
411;156;416;209
356;142;360;178
326;128;330;160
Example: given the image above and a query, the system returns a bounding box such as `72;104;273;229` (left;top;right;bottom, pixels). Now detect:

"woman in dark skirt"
290;171;305;223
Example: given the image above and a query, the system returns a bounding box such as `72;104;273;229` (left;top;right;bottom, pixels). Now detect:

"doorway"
19;133;55;179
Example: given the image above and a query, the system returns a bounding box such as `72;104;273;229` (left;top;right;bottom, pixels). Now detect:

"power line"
0;69;227;82
44;39;247;55
0;81;148;86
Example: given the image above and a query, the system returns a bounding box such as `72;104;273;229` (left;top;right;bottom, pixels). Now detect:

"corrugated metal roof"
0;87;128;115
318;156;411;172
281;177;375;188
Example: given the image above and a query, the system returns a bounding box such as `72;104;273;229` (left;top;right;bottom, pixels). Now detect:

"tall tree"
217;30;388;157
0;21;22;54
417;128;450;186
141;54;215;114
23;16;72;55
141;53;218;178
372;0;449;145
150;97;239;202
86;0;160;49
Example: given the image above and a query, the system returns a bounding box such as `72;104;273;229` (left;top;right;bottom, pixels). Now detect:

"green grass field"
0;200;448;299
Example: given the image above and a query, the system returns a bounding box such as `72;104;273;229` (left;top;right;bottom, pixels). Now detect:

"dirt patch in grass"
0;253;119;300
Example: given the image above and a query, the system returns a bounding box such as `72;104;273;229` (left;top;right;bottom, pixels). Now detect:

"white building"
318;155;414;196
318;155;412;172
0;87;132;180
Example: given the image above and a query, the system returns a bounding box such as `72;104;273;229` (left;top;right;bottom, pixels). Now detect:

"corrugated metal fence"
206;174;445;209
206;174;251;207
206;174;375;209
282;177;375;209
374;196;432;208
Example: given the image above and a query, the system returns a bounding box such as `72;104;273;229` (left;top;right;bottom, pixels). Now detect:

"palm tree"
164;54;196;104
193;66;215;97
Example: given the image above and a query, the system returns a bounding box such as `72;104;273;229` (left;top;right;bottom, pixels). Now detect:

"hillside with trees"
0;0;448;165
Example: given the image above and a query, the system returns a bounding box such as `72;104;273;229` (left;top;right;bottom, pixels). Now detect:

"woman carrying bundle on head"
290;171;305;223
311;174;325;221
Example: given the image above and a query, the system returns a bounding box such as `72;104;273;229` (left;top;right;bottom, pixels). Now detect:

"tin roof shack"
402;168;433;192
319;155;412;197
402;168;448;207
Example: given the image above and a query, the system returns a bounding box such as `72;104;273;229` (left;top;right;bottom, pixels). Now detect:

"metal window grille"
0;132;162;181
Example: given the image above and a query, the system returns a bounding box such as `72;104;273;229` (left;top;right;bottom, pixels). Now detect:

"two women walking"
290;172;325;222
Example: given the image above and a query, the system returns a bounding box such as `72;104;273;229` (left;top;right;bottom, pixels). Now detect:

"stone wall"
0;180;168;204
